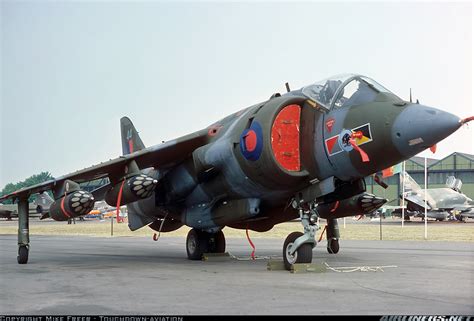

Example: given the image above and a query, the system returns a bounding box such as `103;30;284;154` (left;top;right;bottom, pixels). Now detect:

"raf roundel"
240;121;263;161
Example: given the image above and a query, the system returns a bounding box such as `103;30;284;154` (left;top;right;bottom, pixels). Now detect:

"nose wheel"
283;232;313;270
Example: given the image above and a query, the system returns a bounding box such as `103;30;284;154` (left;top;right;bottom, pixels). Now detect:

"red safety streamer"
330;201;340;213
246;229;256;260
318;225;327;242
349;139;369;162
430;144;437;154
116;180;125;223
348;131;369;163
153;233;159;241
460;116;474;124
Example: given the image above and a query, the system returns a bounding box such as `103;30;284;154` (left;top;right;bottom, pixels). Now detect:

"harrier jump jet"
2;74;471;270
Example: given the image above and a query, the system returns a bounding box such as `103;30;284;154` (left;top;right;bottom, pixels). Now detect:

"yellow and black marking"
352;123;372;146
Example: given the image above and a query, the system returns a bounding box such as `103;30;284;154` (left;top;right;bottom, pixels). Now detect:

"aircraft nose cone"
392;104;461;157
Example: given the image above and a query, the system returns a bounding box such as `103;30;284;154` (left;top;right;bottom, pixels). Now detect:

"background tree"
1;172;54;203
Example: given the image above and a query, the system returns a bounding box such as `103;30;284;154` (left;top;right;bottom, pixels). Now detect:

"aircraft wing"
0;129;209;201
404;195;432;211
453;205;474;212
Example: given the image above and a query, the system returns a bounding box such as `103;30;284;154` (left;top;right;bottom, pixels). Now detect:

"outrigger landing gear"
283;202;318;270
17;197;30;264
326;218;340;254
186;228;226;260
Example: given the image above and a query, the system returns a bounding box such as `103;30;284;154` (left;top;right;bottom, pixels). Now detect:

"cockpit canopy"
302;74;398;110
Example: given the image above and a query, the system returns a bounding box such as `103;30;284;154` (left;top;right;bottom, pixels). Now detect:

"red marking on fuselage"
325;118;335;133
326;136;338;153
270;104;301;171
244;130;257;152
208;124;223;137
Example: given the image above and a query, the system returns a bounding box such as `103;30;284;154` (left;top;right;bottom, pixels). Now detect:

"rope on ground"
227;253;279;261
324;262;397;273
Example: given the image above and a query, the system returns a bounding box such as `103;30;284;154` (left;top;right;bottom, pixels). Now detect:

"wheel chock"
291;262;327;274
266;259;286;271
202;252;231;261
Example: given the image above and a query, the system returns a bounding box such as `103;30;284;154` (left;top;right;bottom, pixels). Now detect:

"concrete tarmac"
0;234;472;315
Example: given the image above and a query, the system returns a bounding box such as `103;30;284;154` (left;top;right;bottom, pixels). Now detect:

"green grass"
0;220;472;242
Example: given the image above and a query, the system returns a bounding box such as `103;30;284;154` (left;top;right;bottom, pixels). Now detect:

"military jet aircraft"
398;171;474;221
2;73;471;270
0;192;53;220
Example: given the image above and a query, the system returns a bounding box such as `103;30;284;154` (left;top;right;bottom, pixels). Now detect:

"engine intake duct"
317;192;387;219
49;191;95;221
105;174;157;206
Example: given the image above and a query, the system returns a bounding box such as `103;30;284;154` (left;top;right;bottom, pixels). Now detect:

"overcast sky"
1;1;472;187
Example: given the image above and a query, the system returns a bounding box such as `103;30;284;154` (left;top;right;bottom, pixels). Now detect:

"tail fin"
121;117;146;155
400;171;422;193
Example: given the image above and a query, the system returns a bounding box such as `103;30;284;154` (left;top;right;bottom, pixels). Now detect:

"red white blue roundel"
240;121;263;161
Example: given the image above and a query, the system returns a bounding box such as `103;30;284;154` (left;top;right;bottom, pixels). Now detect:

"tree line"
0;172;54;203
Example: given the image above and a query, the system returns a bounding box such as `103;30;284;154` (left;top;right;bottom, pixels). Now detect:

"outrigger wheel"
186;229;226;260
283;232;313;270
327;238;340;254
17;245;29;264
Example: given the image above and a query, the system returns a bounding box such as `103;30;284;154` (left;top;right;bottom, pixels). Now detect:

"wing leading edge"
1;127;210;202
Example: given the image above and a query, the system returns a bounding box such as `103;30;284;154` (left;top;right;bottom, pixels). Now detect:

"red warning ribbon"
116;180;125;223
246;229;256;260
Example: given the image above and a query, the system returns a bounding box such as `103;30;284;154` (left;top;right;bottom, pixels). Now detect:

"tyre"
327;238;340;254
283;232;313;271
186;229;208;260
17;246;29;264
209;230;226;253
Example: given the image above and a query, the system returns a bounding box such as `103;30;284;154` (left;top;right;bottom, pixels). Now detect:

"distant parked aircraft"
398;172;474;221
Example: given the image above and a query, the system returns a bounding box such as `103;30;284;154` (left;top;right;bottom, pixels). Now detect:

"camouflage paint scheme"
2;74;467;266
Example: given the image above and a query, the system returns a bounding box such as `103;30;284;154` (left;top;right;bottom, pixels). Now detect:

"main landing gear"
17;197;30;264
186;229;226;260
283;202;318;270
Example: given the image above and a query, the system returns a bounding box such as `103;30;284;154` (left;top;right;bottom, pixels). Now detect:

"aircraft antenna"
285;82;291;93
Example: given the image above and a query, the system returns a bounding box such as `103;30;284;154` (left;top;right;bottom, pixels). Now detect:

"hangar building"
367;152;474;205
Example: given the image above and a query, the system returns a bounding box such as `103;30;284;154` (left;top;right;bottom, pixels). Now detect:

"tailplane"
120;117;146;155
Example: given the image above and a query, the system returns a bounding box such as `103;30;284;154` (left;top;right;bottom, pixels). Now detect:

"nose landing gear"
282;201;318;270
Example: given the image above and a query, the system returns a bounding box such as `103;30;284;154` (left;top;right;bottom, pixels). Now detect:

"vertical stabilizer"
120;117;146;155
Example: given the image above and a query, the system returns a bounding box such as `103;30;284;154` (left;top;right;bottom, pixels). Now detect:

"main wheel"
208;230;226;253
17;246;29;264
186;229;208;260
327;238;340;254
283;232;313;271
